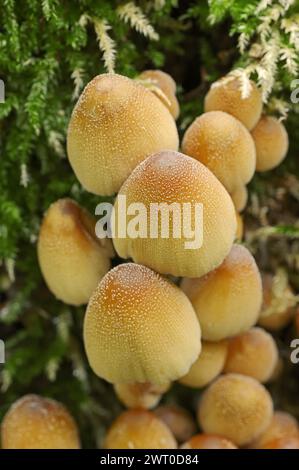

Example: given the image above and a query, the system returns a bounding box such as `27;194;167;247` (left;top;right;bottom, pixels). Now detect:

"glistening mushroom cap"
1;395;80;449
182;111;256;193
83;263;201;384
154;405;196;444
181;434;237;449
37;198;114;306
252;115;289;172
179;340;228;388
113;151;236;278
181;244;263;341
104;410;177;449
204;76;263;130
67;73;179;195
197;373;273;447
249;411;299;449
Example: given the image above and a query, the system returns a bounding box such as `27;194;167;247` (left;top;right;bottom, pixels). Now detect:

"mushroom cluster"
16;69;294;450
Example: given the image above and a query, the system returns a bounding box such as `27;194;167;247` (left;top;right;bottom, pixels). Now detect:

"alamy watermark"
95;196;204;250
290;339;299;364
290;79;299;104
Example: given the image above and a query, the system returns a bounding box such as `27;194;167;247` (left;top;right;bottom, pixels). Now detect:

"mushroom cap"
1;395;80;449
182;111;256;193
181;434;237;449
113;150;236;278
104;410;177;449
249;411;299;449
67;73;179;195
230;185;248;212
224;327;279;383
179;340;228;388
154;405;196;443
83;263;201;384
258;273;295;331
114;382;170;410
181;244;262;341
138;70;179;119
204;76;263;130
262;436;299;449
197;373;273;446
37;198;113;306
235;212;244;241
252;116;289;172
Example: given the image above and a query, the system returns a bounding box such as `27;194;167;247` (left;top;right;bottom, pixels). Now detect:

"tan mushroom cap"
262;436;299;449
154;405;196;443
182;111;256;193
113;151;236;278
37;198;113;306
179;340;228;388
252;116;289;172
114;382;170;410
83;263;201;384
249;411;299;449
204;76;263;130
1;394;80;449
224;327;279;383
181;434;237;449
104;410;177;449
138;69;179;119
181;244;262;341
197;373;273;447
67;73;179;196
235;212;244;241
230;185;248;212
258;273;296;331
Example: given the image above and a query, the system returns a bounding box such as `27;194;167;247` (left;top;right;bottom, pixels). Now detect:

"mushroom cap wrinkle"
67;73;179;195
182;111;256;193
37;198;113;306
113;150;236;278
83;263;201;384
181;244;263;341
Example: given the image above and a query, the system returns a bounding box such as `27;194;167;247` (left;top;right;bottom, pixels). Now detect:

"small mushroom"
113;150;236;278
1;395;80;449
224;327;279;383
182;111;256;193
83;263;201;384
249;411;299;449
114;382;170;410
262;436;299;449
258;273;296;331
67;73;179;195
37;198;113;306
252;115;289;172
197;373;273;447
204;76;263;130
138;69;179;119
154;405;196;444
181;244;262;341
104;410;177;449
179;340;228;388
181;434;237;449
230;185;248;212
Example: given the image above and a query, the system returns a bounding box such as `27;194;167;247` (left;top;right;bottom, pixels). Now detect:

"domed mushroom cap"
67;73;179;195
182;111;256;193
252;116;289;172
204;76;263;130
224;327;278;383
114;382;170;410
113;151;236;278
181;434;237;449
230;185;248;212
1;395;80;449
181;244;262;341
249;411;299;449
37;198;113;306
263;436;299;449
258;273;296;331
104;410;177;449
138;69;179;119
179;340;228;388
154;405;196;443
197;374;273;447
83;263;201;384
